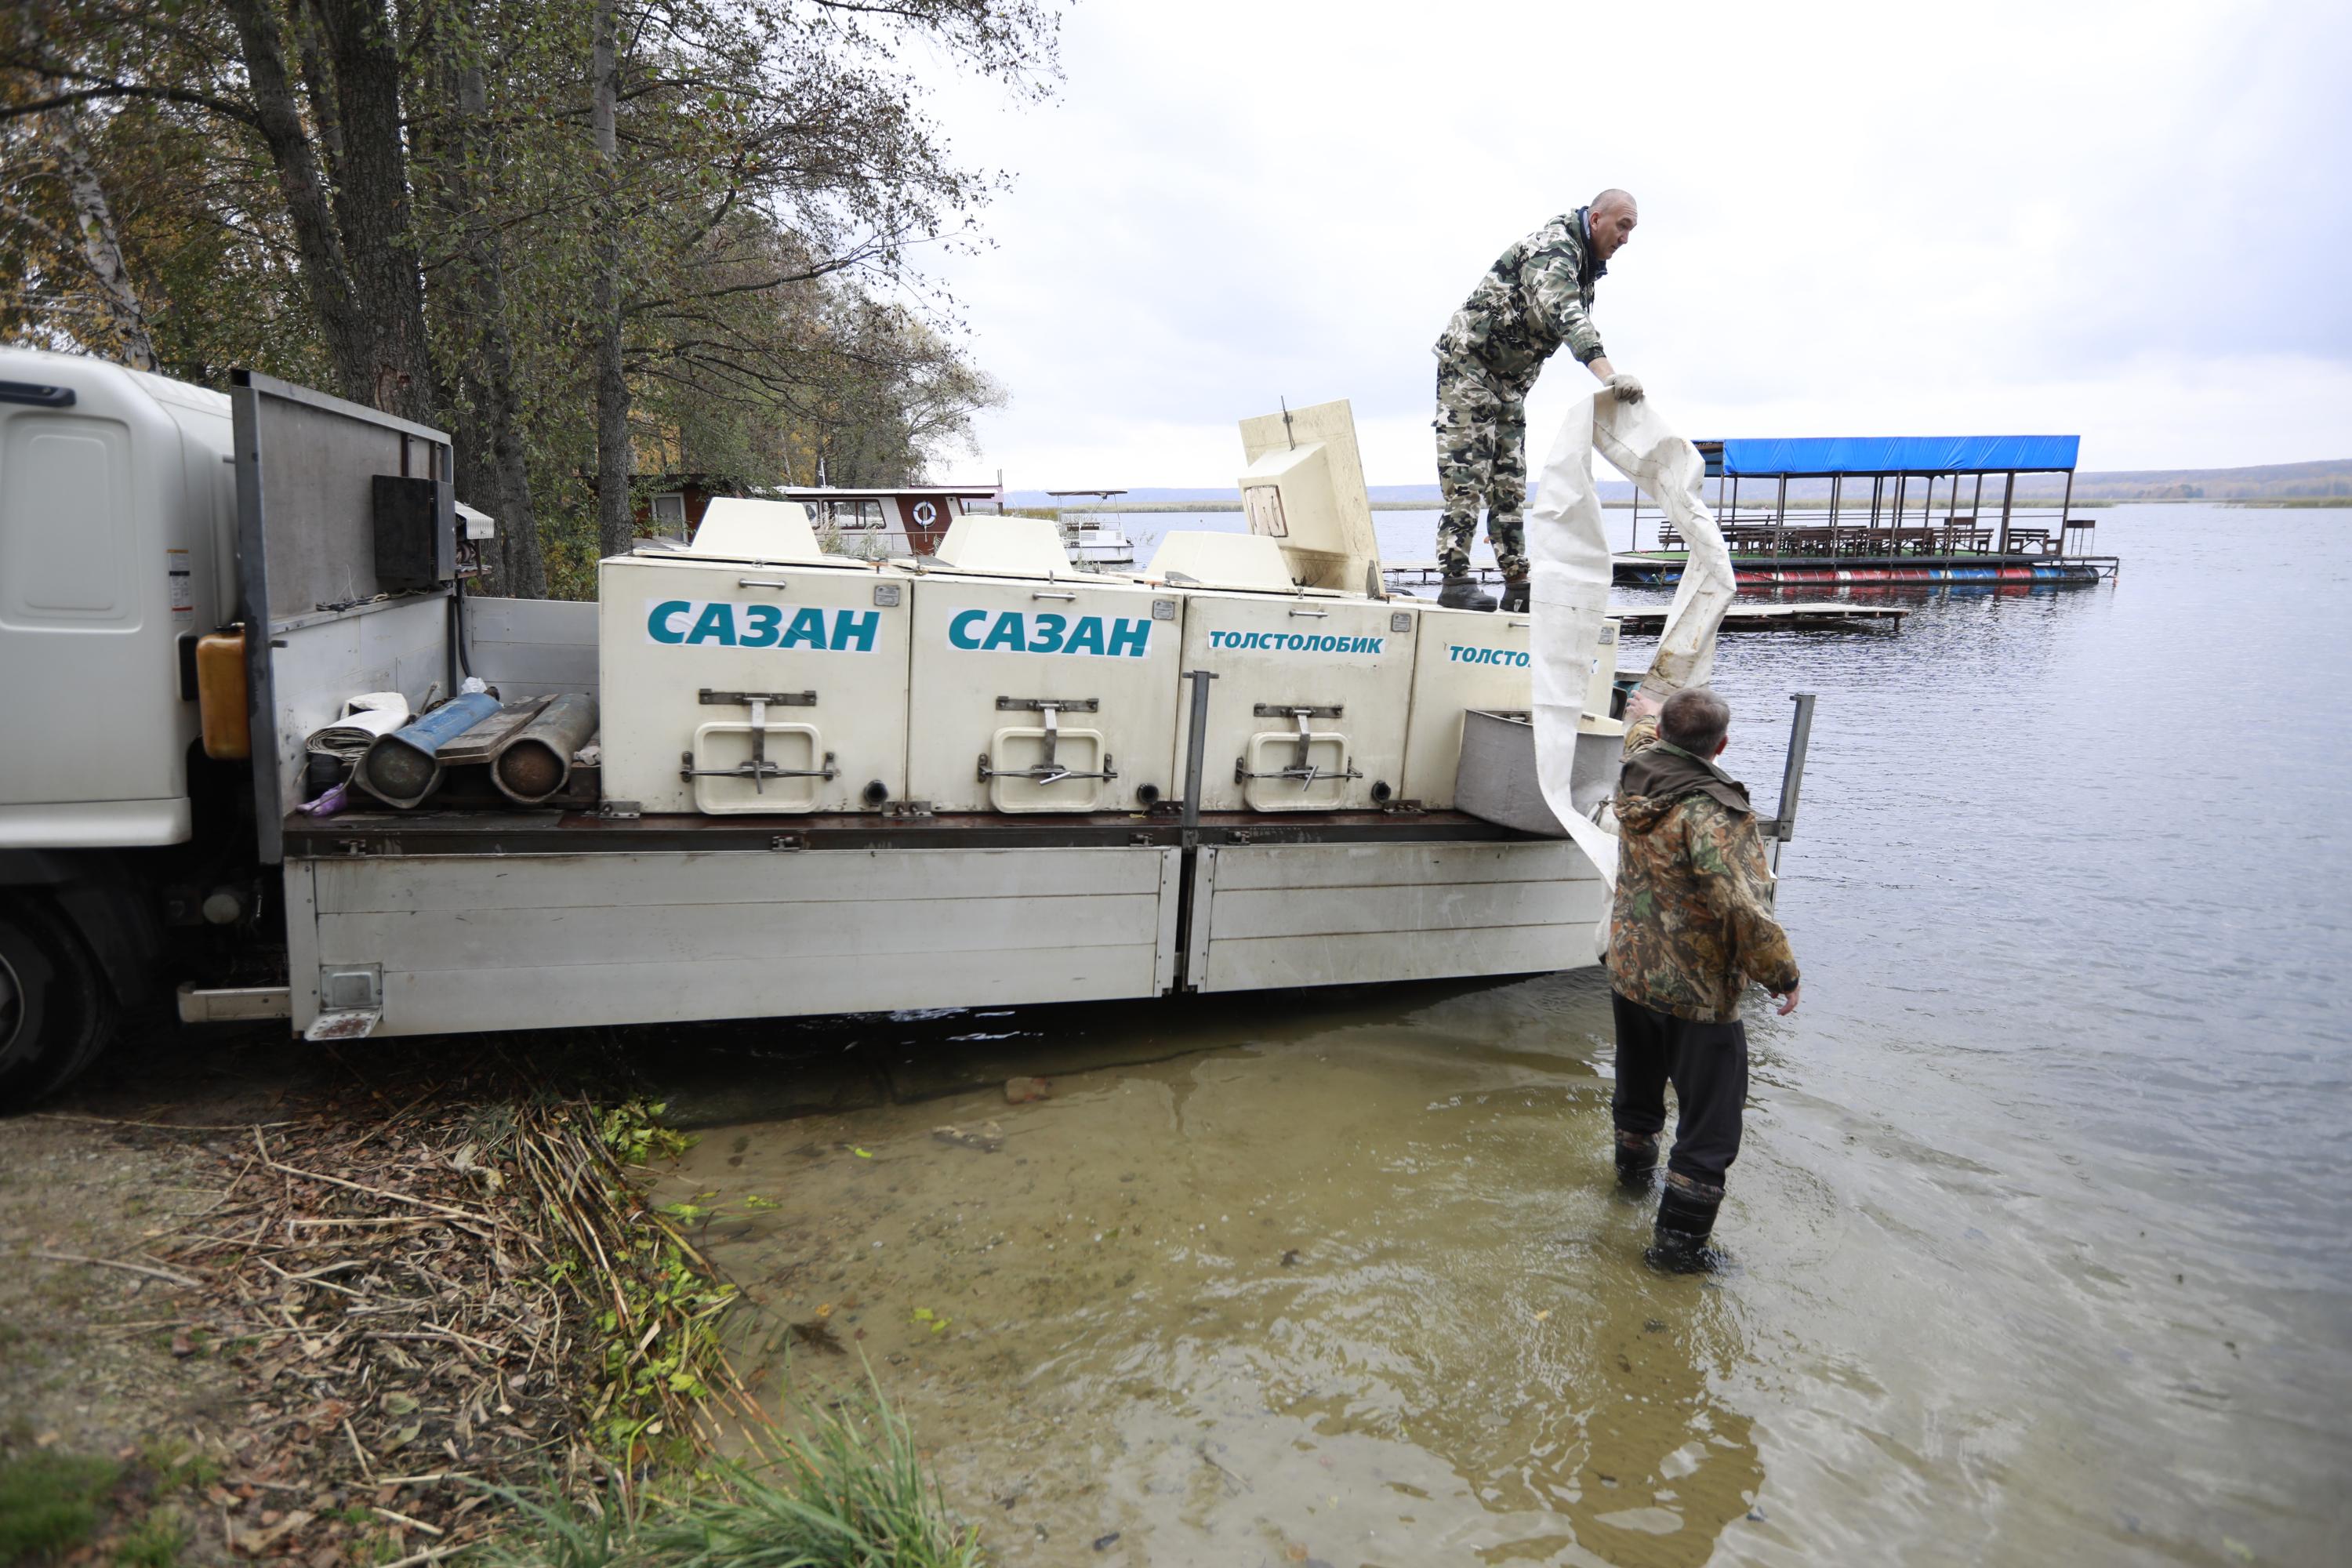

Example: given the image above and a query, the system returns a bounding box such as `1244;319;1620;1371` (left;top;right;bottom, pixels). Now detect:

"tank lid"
685;497;829;563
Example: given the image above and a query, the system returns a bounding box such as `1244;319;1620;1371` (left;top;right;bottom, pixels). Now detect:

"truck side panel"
267;595;452;810
294;844;1181;1036
1189;841;1603;993
460;596;597;699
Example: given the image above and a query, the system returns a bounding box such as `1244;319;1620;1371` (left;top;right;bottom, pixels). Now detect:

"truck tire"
0;896;114;1112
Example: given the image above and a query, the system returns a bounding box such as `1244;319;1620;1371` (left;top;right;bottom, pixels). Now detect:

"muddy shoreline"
0;1018;750;1567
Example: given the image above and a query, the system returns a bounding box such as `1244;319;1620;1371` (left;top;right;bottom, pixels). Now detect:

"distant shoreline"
1044;495;2352;514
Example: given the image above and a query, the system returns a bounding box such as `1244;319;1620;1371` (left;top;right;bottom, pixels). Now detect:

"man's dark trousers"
1610;990;1749;1186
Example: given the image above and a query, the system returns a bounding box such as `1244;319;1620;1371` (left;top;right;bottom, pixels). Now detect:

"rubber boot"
1613;1131;1660;1192
1498;579;1530;614
1646;1176;1723;1274
1436;576;1496;612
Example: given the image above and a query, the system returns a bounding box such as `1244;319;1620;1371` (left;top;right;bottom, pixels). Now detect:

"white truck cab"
0;350;242;1102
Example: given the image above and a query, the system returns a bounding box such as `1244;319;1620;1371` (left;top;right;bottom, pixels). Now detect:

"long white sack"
1526;387;1737;887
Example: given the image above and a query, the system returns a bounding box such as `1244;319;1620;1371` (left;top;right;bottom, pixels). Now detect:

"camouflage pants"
1432;353;1530;579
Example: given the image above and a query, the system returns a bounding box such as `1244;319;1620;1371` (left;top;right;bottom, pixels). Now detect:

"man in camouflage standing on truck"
1432;190;1646;611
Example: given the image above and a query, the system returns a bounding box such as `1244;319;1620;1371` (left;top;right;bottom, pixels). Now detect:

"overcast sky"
913;0;2351;488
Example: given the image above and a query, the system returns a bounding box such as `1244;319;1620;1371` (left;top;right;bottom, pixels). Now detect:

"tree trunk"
450;53;544;597
590;0;633;559
44;102;158;372
310;0;436;424
221;0;371;403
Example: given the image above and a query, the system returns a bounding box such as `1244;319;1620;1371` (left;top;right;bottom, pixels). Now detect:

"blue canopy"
1714;435;2078;477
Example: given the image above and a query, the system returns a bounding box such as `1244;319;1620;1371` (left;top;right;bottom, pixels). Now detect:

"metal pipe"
2056;469;2076;556
1180;669;1217;830
1769;692;1817;869
491;692;598;804
361;690;501;808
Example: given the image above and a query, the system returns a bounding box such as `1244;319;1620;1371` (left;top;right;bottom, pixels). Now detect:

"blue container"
362;691;501;804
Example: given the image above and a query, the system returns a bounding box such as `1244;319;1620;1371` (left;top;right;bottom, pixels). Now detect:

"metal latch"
1235;703;1363;786
978;697;1118;787
682;690;836;794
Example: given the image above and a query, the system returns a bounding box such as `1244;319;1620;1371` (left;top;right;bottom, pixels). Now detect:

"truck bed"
279;808;1603;1039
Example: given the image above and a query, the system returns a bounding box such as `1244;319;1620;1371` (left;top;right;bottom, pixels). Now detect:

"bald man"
1432;191;1645;612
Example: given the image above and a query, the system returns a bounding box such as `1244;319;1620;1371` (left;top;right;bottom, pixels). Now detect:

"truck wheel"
0;898;114;1112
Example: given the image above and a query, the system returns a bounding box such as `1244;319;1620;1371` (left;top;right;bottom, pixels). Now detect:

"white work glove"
1608;372;1644;404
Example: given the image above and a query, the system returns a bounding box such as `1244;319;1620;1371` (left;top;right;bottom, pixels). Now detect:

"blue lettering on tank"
1064;615;1106;655
831;609;879;652
949;608;986;648
1446;643;1529;666
648;601;691;644
779;606;828;649
688;601;736;645
1029;612;1067;654
1106;617;1149;657
740;603;782;648
981;612;1027;652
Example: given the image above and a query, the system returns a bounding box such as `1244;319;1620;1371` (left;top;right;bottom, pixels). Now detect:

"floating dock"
1610;601;1908;633
1610;554;2111;588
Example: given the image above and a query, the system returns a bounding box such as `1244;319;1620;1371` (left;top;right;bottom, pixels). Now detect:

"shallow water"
655;505;2351;1565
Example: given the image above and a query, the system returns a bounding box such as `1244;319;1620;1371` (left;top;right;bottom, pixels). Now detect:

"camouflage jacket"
1435;208;1608;386
1606;717;1801;1022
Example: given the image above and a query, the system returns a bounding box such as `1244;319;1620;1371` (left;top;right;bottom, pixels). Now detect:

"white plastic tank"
898;520;1184;813
1172;586;1416;812
597;544;911;814
1399;612;1624;808
1399;603;1534;808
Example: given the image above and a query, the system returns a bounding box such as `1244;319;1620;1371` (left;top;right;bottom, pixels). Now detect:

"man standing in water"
1609;687;1801;1271
1432;190;1646;612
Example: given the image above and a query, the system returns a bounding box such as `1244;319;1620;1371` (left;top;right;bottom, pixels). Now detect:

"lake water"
654;504;2351;1566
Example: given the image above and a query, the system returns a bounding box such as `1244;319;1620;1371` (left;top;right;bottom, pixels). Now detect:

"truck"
2;348;1789;1109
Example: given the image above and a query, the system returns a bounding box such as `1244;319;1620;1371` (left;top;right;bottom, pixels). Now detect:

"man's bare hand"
1772;982;1800;1017
1624;689;1663;726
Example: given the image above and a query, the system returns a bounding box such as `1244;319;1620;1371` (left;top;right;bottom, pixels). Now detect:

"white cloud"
912;0;2352;485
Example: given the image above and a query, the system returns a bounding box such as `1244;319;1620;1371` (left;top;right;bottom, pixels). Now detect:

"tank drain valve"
978;696;1118;787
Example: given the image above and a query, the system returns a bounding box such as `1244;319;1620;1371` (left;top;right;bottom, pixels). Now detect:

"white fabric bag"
1525;387;1736;890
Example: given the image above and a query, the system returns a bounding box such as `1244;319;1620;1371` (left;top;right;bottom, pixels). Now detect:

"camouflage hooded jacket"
1606;717;1801;1022
1434;208;1608;387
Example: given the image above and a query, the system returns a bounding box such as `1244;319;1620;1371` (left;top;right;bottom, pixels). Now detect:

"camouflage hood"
1614;741;1754;834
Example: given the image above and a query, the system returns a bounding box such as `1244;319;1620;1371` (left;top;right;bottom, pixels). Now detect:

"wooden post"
1776;474;1788;555
2056;469;2075;556
1997;471;2016;554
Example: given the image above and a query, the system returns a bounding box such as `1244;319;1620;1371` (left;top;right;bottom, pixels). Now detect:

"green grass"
0;1450;121;1561
112;1508;187;1568
482;1377;982;1568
